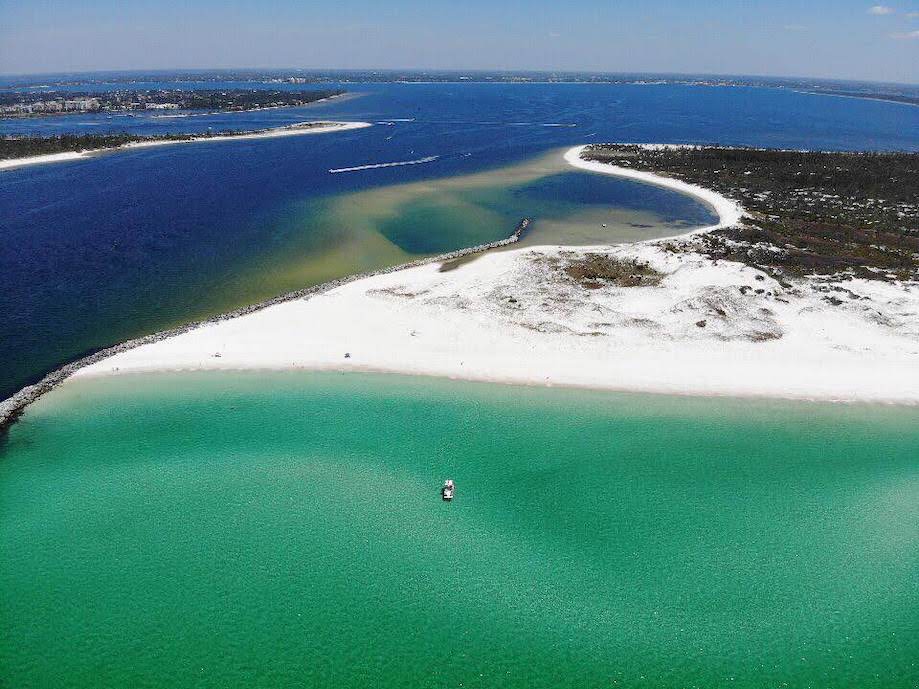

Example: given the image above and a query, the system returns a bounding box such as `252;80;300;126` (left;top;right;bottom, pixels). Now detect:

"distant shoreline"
148;91;362;118
0;89;349;120
0;120;372;171
790;89;919;108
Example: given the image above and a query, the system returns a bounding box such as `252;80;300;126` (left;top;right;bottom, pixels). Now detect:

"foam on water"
328;155;439;173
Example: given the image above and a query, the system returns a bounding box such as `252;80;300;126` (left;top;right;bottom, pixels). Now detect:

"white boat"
441;479;455;501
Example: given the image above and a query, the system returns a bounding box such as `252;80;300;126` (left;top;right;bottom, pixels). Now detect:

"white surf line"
328;155;439;174
0;121;373;172
563;145;745;234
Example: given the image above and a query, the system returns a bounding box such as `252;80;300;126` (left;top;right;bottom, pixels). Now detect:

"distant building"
35;100;63;112
63;98;99;112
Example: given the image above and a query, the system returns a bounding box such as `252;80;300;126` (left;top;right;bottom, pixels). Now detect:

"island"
0;121;373;169
0;88;344;117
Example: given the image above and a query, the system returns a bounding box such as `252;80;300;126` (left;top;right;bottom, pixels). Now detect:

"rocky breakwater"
0;218;532;435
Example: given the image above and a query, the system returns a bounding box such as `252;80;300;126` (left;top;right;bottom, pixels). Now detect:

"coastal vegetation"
2;133;169;158
559;253;663;289
0;88;344;117
0;122;340;160
583;145;919;281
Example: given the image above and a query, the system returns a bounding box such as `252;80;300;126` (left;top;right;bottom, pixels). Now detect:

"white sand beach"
0;151;88;169
0;121;372;171
564;145;745;232
73;145;919;404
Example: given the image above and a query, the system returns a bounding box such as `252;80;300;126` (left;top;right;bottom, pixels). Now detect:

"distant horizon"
1;67;917;88
2;1;917;84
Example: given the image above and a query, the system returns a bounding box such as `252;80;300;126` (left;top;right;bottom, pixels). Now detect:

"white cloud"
906;10;919;17
891;29;919;37
868;5;895;14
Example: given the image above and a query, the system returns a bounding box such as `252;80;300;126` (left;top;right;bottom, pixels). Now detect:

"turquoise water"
2;372;917;688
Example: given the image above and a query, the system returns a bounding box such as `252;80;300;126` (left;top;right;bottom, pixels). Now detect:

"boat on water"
441;479;455;501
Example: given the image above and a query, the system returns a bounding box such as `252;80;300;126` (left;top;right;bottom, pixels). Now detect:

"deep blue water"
4;81;918;149
1;82;917;400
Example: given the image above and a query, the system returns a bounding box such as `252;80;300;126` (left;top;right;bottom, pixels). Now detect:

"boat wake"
329;156;439;174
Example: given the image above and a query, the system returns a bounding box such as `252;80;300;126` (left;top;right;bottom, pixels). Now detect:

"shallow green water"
2;372;917;688
222;151;715;302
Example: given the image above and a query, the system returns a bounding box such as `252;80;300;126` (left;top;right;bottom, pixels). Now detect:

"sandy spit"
0;121;372;171
69;146;919;404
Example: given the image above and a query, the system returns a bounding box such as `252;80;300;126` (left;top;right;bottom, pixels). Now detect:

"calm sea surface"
1;371;917;688
2;82;918;399
2;83;918;688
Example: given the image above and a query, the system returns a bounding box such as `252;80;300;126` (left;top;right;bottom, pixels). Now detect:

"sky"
1;0;917;83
